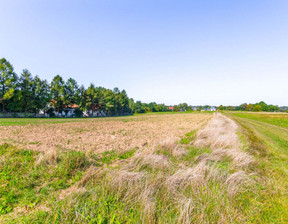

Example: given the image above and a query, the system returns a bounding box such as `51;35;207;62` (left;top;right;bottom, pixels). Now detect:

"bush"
253;105;262;112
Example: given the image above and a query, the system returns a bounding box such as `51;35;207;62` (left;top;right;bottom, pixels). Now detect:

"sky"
1;0;288;106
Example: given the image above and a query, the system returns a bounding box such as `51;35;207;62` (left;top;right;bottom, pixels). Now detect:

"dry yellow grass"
194;113;241;150
0;113;211;153
59;112;256;223
194;113;254;169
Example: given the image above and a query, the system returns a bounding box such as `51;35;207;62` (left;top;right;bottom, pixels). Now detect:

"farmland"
0;113;210;153
1;112;288;223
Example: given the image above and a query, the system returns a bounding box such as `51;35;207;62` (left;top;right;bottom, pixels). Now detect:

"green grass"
184;146;211;161
0;144;136;223
226;112;288;223
180;130;197;144
0;118;83;126
90;149;136;165
0;144;88;216
232;112;288;129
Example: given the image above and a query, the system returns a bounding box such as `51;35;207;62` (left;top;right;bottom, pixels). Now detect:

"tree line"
0;58;171;117
3;58;284;117
218;101;282;112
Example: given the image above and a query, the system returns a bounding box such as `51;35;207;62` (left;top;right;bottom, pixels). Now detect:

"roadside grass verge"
232;112;288;129
227;112;288;223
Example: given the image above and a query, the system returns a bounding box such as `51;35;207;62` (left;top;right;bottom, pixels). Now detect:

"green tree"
135;101;145;113
148;102;157;112
227;106;234;111
257;101;268;111
128;98;135;113
78;85;87;110
63;78;80;116
268;105;278;112
179;103;188;111
240;103;248;111
103;89;116;116
158;104;168;112
253;105;262;112
34;76;51;115
85;84;100;115
51;75;65;116
218;105;225;110
64;78;79;105
18;69;35;113
114;88;122;115
247;104;253;111
118;90;130;114
0;58;17;112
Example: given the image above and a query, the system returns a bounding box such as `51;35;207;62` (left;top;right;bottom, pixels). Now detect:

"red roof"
50;99;79;109
65;104;79;109
69;104;79;109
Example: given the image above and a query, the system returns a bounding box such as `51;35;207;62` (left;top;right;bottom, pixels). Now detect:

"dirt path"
194;113;254;168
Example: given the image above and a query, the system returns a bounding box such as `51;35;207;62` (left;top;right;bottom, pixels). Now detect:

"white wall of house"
53;109;76;118
83;110;107;117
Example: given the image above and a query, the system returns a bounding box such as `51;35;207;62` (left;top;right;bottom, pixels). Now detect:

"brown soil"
0;113;211;153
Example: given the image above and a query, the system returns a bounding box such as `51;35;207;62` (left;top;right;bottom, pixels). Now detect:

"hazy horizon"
1;0;288;106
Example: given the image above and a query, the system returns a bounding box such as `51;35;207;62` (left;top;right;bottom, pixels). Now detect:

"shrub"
253;105;262;112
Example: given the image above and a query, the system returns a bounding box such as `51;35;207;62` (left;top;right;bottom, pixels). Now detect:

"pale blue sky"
1;0;288;106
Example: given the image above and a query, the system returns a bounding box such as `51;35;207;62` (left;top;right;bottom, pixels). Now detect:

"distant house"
64;103;80;117
82;105;107;117
169;106;174;111
210;106;217;111
44;100;80;117
201;106;217;112
83;109;107;117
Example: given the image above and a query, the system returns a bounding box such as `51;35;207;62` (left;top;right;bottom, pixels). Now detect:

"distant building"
210;106;217;111
201;106;217;112
280;106;288;112
83;109;107;117
169;106;174;111
64;104;80;117
45;100;80;117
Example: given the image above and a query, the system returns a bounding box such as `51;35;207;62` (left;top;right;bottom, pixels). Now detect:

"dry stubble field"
0;113;211;154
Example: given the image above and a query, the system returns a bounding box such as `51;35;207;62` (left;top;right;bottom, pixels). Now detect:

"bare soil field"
0;113;211;153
